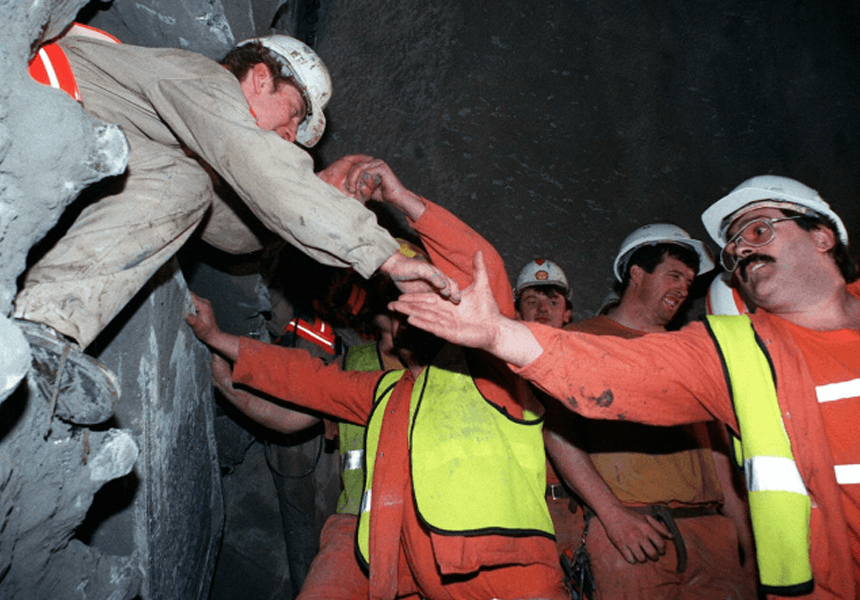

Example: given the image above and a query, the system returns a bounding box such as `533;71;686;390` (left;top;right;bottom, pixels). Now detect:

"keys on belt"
546;482;570;500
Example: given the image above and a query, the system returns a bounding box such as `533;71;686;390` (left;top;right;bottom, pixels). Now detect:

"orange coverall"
513;281;860;600
234;200;565;600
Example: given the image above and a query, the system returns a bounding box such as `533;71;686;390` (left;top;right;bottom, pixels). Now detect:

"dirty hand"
316;154;377;203
342;157;415;207
186;292;219;344
186;293;241;361
380;250;461;303
601;508;672;564
389;251;544;366
389;251;498;349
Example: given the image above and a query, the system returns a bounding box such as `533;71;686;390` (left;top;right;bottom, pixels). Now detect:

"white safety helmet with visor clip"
515;259;571;299
237;35;333;148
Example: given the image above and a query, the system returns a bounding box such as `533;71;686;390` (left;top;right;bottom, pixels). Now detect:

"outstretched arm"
340;156;511;313
317;154;461;303
391;252;728;427
212;354;321;434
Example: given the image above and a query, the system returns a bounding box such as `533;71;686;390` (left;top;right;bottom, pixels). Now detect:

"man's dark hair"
780;209;859;283
616;243;699;295
220;41;299;92
514;285;572;312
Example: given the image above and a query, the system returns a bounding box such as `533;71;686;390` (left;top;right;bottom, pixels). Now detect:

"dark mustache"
738;253;776;281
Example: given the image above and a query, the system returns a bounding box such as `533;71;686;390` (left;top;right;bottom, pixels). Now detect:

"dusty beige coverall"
15;36;399;347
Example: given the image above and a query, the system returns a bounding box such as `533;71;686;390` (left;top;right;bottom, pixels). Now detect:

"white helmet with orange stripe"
515;259;571;299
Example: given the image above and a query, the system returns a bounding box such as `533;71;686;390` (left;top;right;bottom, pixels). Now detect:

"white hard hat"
613;223;715;282
515;259;570;297
706;273;750;316
238;35;332;148
701;175;848;247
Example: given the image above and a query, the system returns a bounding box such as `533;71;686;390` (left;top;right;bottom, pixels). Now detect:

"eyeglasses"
720;216;802;272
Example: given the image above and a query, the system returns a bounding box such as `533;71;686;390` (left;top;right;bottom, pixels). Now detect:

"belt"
546;482;570;500
627;504;721;573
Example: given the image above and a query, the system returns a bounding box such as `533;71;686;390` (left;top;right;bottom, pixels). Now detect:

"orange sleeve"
410;199;533;417
410;199;515;319
233;336;383;425
515;321;736;427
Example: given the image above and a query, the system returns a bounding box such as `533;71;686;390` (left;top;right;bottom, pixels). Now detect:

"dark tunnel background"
1;0;859;598
82;0;860;320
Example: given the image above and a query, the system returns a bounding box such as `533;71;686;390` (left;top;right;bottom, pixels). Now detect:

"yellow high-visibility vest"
357;345;553;566
336;343;381;516
706;315;814;596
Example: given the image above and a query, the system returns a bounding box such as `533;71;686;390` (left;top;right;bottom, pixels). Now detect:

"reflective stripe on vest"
28;23;121;102
341;449;364;472
705;315;814;596
357;346;553;566
356;370;401;562
285;316;337;355
335;343;381;515
28;43;81;101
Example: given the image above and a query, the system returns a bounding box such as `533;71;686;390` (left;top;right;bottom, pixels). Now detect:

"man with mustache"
389;175;860;599
544;224;757;599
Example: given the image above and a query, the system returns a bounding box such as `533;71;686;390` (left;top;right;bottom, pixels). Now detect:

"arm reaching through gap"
186;293;240;360
320;154;461;303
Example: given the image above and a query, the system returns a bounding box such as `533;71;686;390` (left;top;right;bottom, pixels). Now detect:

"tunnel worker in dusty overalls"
16;24;458;383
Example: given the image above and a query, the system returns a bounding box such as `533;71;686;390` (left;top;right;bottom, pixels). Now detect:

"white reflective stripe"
816;378;860;403
360;489;371;514
745;455;808;495
293;322;335;348
341;449;364;471
835;464;860;485
38;48;60;89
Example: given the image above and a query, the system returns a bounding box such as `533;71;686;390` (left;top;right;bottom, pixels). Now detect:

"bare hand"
342;157;404;203
388;251;499;348
390;251;544;366
186;292;241;360
316;154;376;203
186;292;219;344
601;508;672;564
380;250;461;304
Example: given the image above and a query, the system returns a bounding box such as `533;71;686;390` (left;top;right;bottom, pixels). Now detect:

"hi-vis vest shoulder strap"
705;315;814;597
356;347;553;566
335;343;381;515
28;23;121;102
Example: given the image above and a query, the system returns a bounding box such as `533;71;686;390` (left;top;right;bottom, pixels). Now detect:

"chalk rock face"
0;355;141;600
0;0;129;412
0;6;129;318
0;1;222;598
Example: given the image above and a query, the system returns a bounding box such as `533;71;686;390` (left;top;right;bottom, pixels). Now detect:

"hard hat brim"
702;186;848;247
